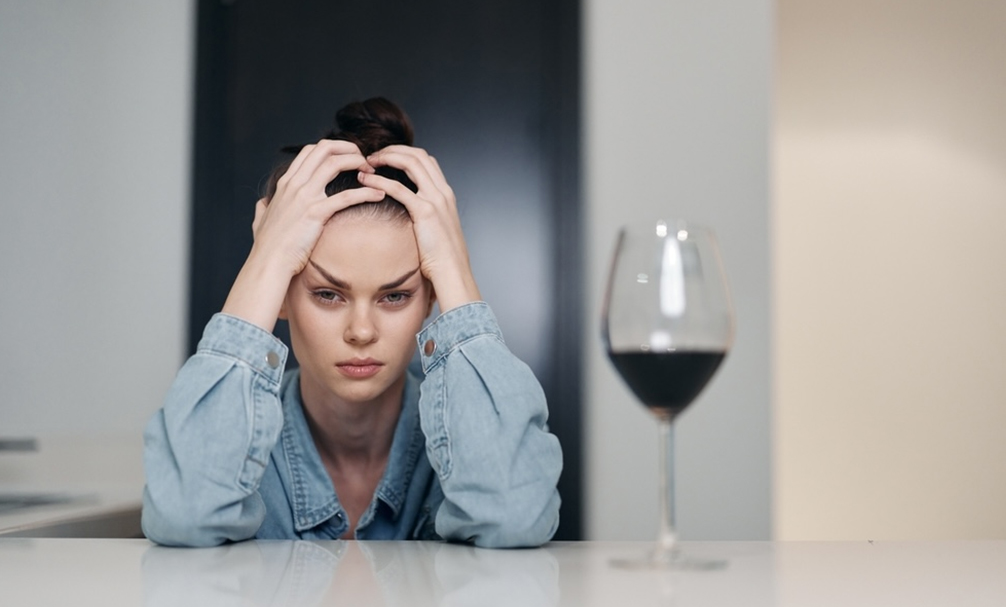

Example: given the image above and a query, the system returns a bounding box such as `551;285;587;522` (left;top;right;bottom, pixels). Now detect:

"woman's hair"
263;97;416;222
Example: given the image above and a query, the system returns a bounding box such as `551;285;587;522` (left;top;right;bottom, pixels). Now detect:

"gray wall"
0;1;192;445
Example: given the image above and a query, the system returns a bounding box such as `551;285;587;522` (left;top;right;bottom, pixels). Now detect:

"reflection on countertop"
142;540;559;607
3;539;1006;606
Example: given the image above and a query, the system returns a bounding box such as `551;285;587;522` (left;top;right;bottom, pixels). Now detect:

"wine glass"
602;219;735;569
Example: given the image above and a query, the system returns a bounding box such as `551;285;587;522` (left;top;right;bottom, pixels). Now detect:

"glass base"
610;549;727;571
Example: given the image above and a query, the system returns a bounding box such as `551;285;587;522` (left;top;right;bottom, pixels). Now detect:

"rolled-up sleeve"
142;313;287;547
417;302;563;548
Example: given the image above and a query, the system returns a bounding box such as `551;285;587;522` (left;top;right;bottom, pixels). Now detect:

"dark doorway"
189;0;582;540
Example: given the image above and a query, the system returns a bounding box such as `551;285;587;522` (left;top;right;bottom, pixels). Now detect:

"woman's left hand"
359;146;481;312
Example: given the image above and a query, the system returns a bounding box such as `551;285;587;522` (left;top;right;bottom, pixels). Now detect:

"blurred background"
1;0;1003;541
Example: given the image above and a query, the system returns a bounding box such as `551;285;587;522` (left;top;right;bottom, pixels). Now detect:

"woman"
142;98;562;547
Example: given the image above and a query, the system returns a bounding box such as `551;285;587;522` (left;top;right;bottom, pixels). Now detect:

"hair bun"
331;97;414;156
265;97;417;202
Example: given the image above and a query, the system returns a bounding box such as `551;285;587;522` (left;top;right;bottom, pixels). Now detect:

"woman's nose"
344;305;377;344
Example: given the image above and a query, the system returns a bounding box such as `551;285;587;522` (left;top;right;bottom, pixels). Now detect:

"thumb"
251;198;267;240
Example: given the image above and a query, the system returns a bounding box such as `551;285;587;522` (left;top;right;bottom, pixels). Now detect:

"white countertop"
1;539;1003;606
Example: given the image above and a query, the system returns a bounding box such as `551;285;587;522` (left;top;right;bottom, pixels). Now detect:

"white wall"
775;0;1006;539
584;1;773;540
0;1;192;480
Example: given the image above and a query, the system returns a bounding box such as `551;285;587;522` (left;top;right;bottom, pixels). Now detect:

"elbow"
142;504;227;547
476;507;563;551
479;491;561;549
141;488;260;547
440;487;562;549
437;424;564;548
142;510;220;547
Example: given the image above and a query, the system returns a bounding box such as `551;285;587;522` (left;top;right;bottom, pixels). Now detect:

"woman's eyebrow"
307;260;420;291
379;267;421;290
308;260;350;289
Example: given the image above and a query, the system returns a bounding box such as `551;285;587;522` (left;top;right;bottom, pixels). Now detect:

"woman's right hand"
222;140;385;332
251;140;383;276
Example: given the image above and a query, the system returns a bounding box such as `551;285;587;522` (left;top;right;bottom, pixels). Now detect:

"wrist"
221;249;296;333
432;273;482;313
245;241;302;280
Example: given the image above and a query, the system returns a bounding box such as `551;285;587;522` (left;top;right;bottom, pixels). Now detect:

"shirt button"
266;351;281;369
423;339;436;356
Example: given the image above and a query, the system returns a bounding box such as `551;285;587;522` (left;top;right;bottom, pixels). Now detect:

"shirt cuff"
196;313;289;385
416;302;503;374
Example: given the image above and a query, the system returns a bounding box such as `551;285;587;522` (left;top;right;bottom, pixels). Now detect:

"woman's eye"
382;292;412;306
313;290;341;304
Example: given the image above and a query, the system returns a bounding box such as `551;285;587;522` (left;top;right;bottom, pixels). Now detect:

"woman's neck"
298;372;405;470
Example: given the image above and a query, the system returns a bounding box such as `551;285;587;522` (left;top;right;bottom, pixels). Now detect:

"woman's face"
282;213;432;406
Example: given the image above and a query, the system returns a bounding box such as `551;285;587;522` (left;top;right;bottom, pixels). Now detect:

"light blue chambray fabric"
142;302;562;548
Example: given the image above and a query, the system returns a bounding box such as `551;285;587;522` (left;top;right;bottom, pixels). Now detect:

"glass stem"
657;417;678;557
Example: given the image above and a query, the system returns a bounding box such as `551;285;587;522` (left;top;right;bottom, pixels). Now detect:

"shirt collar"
373;370;425;517
279;369;425;532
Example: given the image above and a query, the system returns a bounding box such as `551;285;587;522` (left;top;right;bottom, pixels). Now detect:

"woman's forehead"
312;215;419;283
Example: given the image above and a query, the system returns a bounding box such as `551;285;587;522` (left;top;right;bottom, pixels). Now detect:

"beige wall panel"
775;0;1006;539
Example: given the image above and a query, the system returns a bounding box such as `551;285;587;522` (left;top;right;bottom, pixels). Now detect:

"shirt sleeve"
141;313;288;547
416;302;563;548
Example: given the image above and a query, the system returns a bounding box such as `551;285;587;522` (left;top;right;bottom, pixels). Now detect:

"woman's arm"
144;141;379;545
142;314;288;546
362;147;562;546
417;303;563;548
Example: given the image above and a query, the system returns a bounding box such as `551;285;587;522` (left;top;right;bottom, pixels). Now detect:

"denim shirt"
142;302;562;548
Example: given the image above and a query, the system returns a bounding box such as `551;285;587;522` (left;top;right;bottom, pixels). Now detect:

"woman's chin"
325;374;403;406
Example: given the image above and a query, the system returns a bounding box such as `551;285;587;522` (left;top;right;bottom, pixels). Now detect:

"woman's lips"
335;358;384;379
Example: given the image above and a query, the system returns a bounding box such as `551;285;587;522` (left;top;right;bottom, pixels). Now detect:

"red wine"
607;351;726;418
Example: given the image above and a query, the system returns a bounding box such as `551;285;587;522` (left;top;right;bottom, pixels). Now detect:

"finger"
425;155;454;197
315;186;388;221
251;198;267;237
283;143;316;181
368;144;430;172
283;139;367;188
366;149;457;215
293;140;364;183
367;146;441;196
356;172;428;217
403;149;450;195
302;151;373;192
